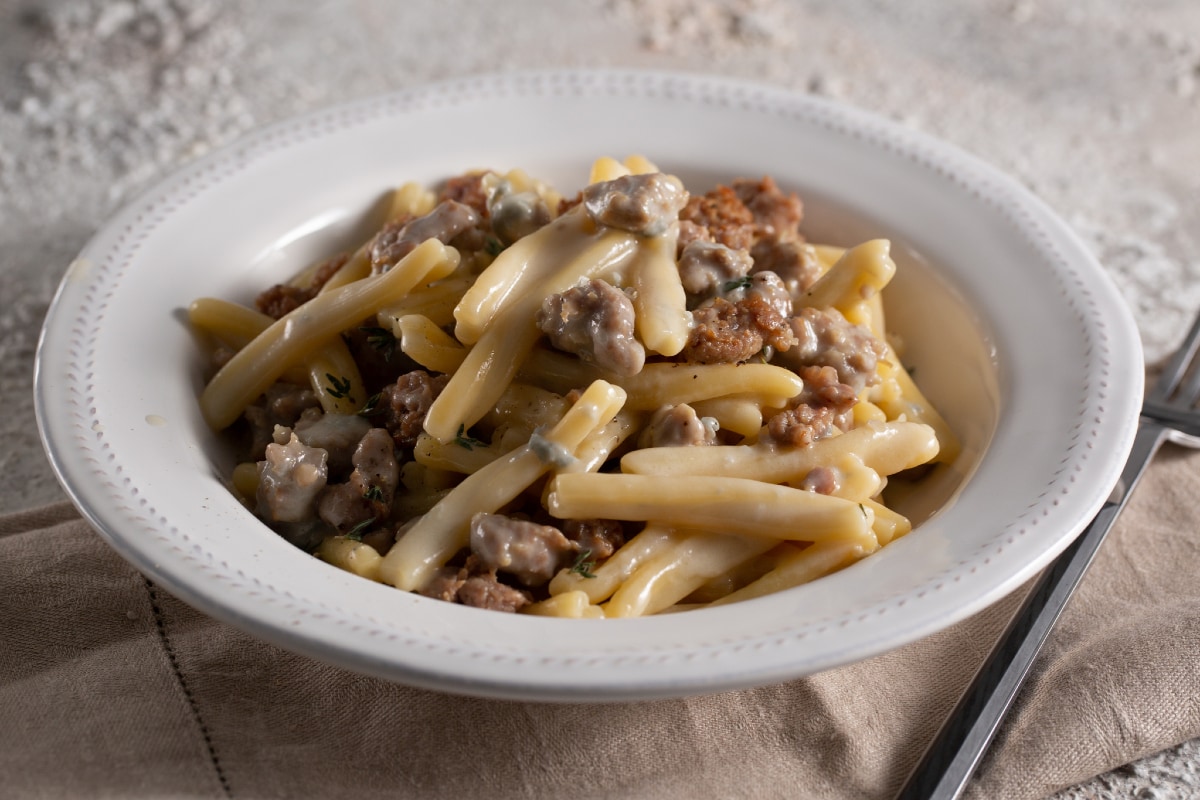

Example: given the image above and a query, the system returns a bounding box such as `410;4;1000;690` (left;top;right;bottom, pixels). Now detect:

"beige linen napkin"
3;445;1199;800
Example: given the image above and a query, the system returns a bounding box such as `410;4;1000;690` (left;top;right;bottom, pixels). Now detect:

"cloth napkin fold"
4;445;1200;800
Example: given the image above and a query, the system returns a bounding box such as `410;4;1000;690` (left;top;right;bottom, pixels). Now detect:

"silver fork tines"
1144;311;1200;437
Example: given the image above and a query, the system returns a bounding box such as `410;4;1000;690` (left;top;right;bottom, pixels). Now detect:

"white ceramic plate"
35;70;1142;700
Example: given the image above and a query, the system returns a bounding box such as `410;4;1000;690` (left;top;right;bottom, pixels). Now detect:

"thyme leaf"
325;373;353;400
363;485;384;502
453;424;486;451
344;518;374;541
721;276;753;293
357;392;383;417
569;548;597;579
359;326;396;361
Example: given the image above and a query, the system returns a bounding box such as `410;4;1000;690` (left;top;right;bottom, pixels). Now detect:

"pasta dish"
189;156;958;617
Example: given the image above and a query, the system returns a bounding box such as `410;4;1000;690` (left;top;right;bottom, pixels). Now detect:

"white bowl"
35;70;1142;700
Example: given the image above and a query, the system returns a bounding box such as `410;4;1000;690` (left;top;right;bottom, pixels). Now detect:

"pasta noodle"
191;160;958;618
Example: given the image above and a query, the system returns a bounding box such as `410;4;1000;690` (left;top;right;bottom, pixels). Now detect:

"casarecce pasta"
189;157;958;617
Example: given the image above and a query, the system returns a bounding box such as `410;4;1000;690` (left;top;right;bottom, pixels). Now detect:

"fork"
896;309;1200;800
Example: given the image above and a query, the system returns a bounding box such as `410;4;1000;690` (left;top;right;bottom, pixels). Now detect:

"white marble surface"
2;1;1197;797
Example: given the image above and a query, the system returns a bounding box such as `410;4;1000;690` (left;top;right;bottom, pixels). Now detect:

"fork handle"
895;419;1168;800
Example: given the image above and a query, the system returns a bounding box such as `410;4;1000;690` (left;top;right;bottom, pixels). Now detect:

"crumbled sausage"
352;427;401;496
678;184;756;251
777;307;886;394
725;270;794;321
469;512;577;587
253;252;351;319
581;173;688;236
293;408;373;479
370;200;481;272
256;430;330;549
380;370;449;449
255;284;314;319
677;240;753;301
799;364;861;409
309;252;351;292
562;519;626;561
207;345;235;377
731;176;804;239
750;237;823;297
316;428;399;534
418;566;466;602
243;382;322;460
676;219;714;253
457;573;533;613
766;400;844;448
682;290;798;364
438;172;491;218
537;278;646;376
799;465;839;495
639;404;719;448
766;365;858;447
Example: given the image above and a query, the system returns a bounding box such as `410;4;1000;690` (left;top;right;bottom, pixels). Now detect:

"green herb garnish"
359;326;396;361
453;424;486;451
357;392;383;417
344;518;373;541
484;236;505;256
363;485;384;502
721;276;753;293
569;548;597;579
325;373;353;400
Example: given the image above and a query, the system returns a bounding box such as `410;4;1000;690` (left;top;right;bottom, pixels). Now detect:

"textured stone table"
3;1;1198;797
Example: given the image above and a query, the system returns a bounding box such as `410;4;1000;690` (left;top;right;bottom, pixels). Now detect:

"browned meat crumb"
639;404;718;448
309;251;350;292
798;465;840;495
469;512;577;587
581;173;688;236
243;382;322;461
419;566;466;602
678;184;756;251
562;519;627;561
379;370;449;449
731;176;804;239
438;172;491;218
677;240;753;301
253;253;351;319
683;291;797;364
254;283;314;319
255;430;330;550
766;401;844;447
766;365;858;447
750;237;822;296
293;408;372;478
369;200;480;272
777;307;887;394
537;278;645;376
676;219;714;254
317;428;400;534
727;270;794;320
457;574;533;613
